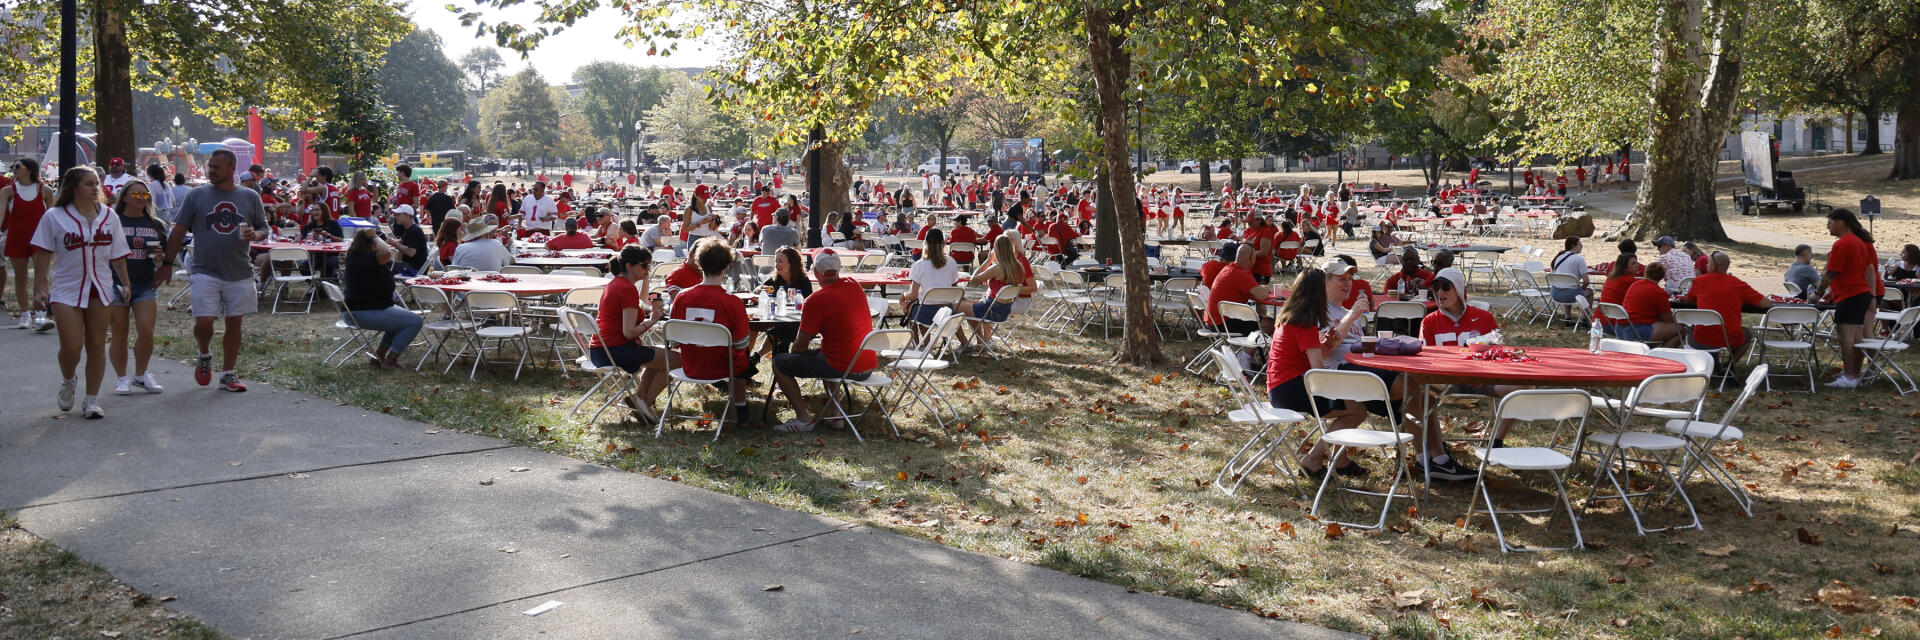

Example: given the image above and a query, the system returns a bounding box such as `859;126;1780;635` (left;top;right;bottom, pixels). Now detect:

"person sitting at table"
1045;212;1082;264
756;246;813;357
1383;246;1434;298
759;209;802;256
1203;241;1273;338
1301;223;1325;258
449;215;512;272
1684;241;1709;274
1200;242;1235;287
1264;267;1377;478
590;247;676;421
948;215;981;266
1683;252;1770;361
1274;220;1303;266
339;228;423;371
900;228;960;334
1621;262;1682;347
1430;249;1455;273
670;238;759;430
1333;254;1375;312
605;220;641;251
1416;267;1520;453
432;218;462;269
1597;252;1639;332
1892;244;1920;281
956;236;1035;354
1784;244;1820;298
771;253;878;433
1652;235;1696;292
545;217;595;250
1368;226;1400;266
1547;236;1591;305
661;250;705;291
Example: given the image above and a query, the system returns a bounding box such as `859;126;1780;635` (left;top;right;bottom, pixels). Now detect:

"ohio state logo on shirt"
208;201;245;234
59;229;114;251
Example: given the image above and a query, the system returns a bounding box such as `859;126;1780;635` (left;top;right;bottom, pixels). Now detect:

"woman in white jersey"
31;167;132;419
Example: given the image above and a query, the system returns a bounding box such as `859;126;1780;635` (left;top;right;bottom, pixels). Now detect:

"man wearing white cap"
771;253;879;433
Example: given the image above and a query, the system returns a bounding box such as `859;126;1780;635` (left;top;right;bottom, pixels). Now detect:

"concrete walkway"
0;332;1350;640
1569;191;1849;255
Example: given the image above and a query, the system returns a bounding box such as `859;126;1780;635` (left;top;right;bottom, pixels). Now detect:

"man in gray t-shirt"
158;149;269;392
759;210;803;255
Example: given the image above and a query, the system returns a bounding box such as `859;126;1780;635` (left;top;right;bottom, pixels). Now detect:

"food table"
513;251;614;269
407;273;609;296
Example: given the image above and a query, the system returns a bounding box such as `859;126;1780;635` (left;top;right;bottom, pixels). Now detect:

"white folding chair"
1541;273;1585;327
500;264;543;275
1598;338;1650;355
1302;369;1417;531
1466;390;1588;552
886;312;965;430
1673;308;1733;390
454;290;531;380
267;247;316;314
1748;305;1819;392
406;285;478;371
1857;306;1920;395
558;308;643;426
1580;373;1709;535
1666;365;1766;517
659;320;739;440
815;329;912;443
967;285;1023;359
318;281;378;367
1373;301;1426;337
1209;347;1312;498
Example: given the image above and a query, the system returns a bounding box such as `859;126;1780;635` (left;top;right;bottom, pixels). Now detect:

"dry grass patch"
0;515;226;639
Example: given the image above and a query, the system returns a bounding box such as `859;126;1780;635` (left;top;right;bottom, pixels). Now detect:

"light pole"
515;121;524;175
633;120;644;170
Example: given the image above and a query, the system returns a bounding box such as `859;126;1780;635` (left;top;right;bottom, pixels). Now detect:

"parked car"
917;156;972;176
1178;160;1231;173
728;163;761;175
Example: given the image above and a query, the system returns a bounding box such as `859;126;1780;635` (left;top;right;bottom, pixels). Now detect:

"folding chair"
1209;347;1312;498
1580;373;1708;535
1541;273;1586;327
317;282;377;367
500;265;543;275
1156;276;1201;342
1748;305;1819;392
658;320;739;440
885;312;965;430
1186;291;1237;376
1673;308;1733;390
1857;306;1920;394
1373;301;1426;338
1465;389;1588;552
453;290;532;380
407;285;478;371
815;329;912;443
967;285;1023;359
1302;369;1418;531
557;308;643;426
267;247;316;314
1666;365;1766;517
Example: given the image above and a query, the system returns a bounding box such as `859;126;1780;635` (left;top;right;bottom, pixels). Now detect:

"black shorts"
589;342;657;374
774;349;870;381
1212;318;1261;337
1335;361;1401;418
1835;292;1874;325
1267;363;1399;418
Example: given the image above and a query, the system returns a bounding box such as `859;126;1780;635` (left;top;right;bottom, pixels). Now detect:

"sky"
409;2;728;83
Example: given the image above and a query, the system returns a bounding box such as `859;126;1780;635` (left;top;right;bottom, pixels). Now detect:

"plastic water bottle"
758;291;771;316
1587;311;1604;354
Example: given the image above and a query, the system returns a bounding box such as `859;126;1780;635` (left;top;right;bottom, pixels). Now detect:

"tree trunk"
1626;0;1743;241
93;1;135;169
1230;157;1244;190
1844;113;1855;154
1093;167;1119;263
1085;1;1163;366
1198;160;1212;192
803;140;853;246
1861;110;1884;156
1888;44;1920;178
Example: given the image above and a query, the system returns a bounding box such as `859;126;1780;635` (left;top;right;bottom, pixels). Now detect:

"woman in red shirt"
1264;268;1370;476
1810;209;1884;387
1620;262;1682;347
589;247;677;420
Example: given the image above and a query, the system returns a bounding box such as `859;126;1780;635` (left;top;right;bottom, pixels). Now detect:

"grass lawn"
0;515;227;639
108;256;1920;640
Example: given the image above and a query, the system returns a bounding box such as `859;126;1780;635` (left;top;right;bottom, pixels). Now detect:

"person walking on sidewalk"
2;158;54;331
158;148;269;392
109;179;168;395
30;167;132;419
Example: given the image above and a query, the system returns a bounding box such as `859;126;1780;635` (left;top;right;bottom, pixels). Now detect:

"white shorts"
189;273;258;318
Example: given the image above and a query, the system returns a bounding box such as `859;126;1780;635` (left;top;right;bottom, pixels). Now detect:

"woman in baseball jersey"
31;167;132;419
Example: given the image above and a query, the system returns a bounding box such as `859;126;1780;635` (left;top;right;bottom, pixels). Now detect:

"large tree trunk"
1230;157;1244;190
1085;1;1163;366
803;140;853;246
1198;160;1212;192
93;2;135;169
1844;113;1855;154
1626;0;1743;241
1889;44;1920;179
1093;167;1119;263
1861;110;1883;155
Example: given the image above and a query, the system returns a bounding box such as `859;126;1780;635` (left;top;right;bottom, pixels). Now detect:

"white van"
918;156;971;175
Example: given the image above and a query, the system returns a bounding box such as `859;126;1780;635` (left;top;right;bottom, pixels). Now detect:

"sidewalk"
1570;191;1843;254
0;332;1350;640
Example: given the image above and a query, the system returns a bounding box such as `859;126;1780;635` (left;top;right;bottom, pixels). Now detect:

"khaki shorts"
189;273;259;318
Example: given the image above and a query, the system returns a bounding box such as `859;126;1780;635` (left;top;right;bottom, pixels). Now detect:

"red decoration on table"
1459;346;1538;363
410;277;466;286
477;274;519;283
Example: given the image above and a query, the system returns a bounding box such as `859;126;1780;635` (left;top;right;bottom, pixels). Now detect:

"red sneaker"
195;355;213;386
219;372;247;393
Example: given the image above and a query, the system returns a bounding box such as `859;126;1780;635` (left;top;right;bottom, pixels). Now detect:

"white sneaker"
33;311;54;332
15;313;31;330
132;374;164;393
58;377;76;412
115;376;134;395
623;395;656;422
82;397;104;419
1827;375;1858;389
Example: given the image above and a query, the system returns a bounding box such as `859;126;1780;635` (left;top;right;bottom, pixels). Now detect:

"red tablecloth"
811;272;911;288
1359;347;1686;387
251;241;348;254
408;273;608;296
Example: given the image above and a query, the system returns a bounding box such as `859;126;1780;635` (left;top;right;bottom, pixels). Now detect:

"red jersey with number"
1421;306;1499;346
671;283;752;379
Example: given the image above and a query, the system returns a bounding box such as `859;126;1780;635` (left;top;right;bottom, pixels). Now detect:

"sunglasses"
127;192;150;200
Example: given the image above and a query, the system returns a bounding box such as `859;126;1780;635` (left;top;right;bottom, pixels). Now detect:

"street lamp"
172;116;180;128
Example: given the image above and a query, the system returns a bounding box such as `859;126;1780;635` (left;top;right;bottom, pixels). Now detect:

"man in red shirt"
1621;262;1682;347
1418;268;1518;448
1809;209;1885;387
670;239;757;428
391;164;419;211
948;216;980;266
1682;252;1769;360
771;253;877;433
1199;243;1232;287
1044;213;1081;263
1203;244;1272;335
750;185;781;229
1382;247;1434;297
545;218;596;250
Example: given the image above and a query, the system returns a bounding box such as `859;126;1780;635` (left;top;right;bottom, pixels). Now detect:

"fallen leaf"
1873;563;1894;575
1470;587;1500;609
1701;544;1736;557
895;471;908;481
1797;527;1823;545
286;473;310;479
500;547;519;553
102;632;122;638
1612;618;1632;628
1210;577;1239;588
424;429;440;434
1077;475;1089;485
1277;522;1297;538
1324;522;1346;540
1149;374;1163;385
1816;581;1881;614
1617;554;1653;568
1826;625;1844;638
1392;589;1426;609
1742;579;1774;593
763;584;784;591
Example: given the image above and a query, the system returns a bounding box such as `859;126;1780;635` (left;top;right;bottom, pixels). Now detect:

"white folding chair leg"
1464;469;1585;553
1580;443;1701;535
1213;423;1307;499
1307;444;1418;531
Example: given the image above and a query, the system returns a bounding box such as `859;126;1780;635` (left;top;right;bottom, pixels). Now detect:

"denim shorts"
1611;323;1655;341
1550;287;1582;304
972;300;1012;323
114;283;158;306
